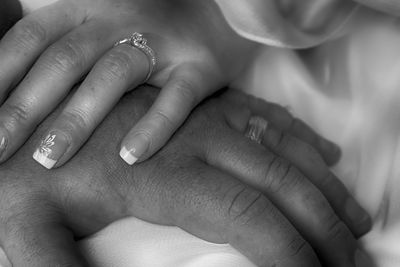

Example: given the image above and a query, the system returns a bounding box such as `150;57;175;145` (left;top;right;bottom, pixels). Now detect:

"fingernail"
345;198;372;230
354;249;374;267
33;131;69;169
119;134;149;165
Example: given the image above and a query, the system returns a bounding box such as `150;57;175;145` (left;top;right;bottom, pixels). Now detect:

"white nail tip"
119;147;138;165
33;150;57;169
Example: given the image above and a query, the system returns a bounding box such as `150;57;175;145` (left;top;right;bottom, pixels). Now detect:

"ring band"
245;116;268;144
114;32;156;83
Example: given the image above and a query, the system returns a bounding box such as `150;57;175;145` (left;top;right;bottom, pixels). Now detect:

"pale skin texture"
0;85;371;267
0;0;345;169
0;0;255;167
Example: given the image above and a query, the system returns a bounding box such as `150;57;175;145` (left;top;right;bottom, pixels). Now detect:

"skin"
0;0;257;168
0;85;370;267
0;0;345;170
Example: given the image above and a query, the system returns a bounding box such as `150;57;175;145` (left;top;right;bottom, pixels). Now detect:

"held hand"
0;0;256;169
0;86;371;267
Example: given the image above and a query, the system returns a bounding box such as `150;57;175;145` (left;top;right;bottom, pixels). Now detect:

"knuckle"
298;141;327;168
299;182;350;241
319;171;343;193
152;109;176;131
263;157;300;193
323;212;349;241
172;79;199;107
305;183;351;241
10;18;47;49
291;118;313;140
319;170;346;192
225;186;270;224
1;102;33;128
302;141;321;158
58;109;91;141
278;239;319;266
278;236;314;261
46;38;86;72
102;49;135;80
269;129;289;152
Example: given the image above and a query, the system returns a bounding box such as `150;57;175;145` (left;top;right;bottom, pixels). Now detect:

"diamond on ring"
114;32;156;83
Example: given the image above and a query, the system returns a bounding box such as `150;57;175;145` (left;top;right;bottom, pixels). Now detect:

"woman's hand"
0;0;256;169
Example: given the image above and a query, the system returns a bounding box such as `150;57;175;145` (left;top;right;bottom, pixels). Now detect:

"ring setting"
245;116;269;144
114;32;156;83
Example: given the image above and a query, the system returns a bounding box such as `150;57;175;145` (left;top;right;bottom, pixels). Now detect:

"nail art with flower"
38;134;56;157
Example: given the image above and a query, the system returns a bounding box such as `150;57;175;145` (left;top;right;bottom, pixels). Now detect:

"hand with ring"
0;0;259;168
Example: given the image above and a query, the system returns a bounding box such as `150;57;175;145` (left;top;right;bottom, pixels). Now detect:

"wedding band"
114;32;156;83
245;116;268;144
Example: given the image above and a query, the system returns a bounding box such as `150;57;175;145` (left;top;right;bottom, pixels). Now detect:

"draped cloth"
213;0;359;48
233;11;400;267
0;0;399;266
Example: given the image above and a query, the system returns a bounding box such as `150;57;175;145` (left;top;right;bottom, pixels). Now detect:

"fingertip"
344;198;372;238
33;149;56;169
119;133;150;165
119;146;138;165
320;139;342;166
224;104;252;133
32;130;71;170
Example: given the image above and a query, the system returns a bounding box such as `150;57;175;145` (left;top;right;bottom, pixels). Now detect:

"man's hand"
0;86;370;267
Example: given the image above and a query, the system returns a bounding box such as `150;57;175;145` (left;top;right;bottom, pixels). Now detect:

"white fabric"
233;9;400;267
0;0;397;267
213;0;359;48
80;217;254;267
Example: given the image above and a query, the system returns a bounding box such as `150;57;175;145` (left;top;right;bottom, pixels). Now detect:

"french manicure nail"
33;131;69;169
119;134;149;165
345;198;371;229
